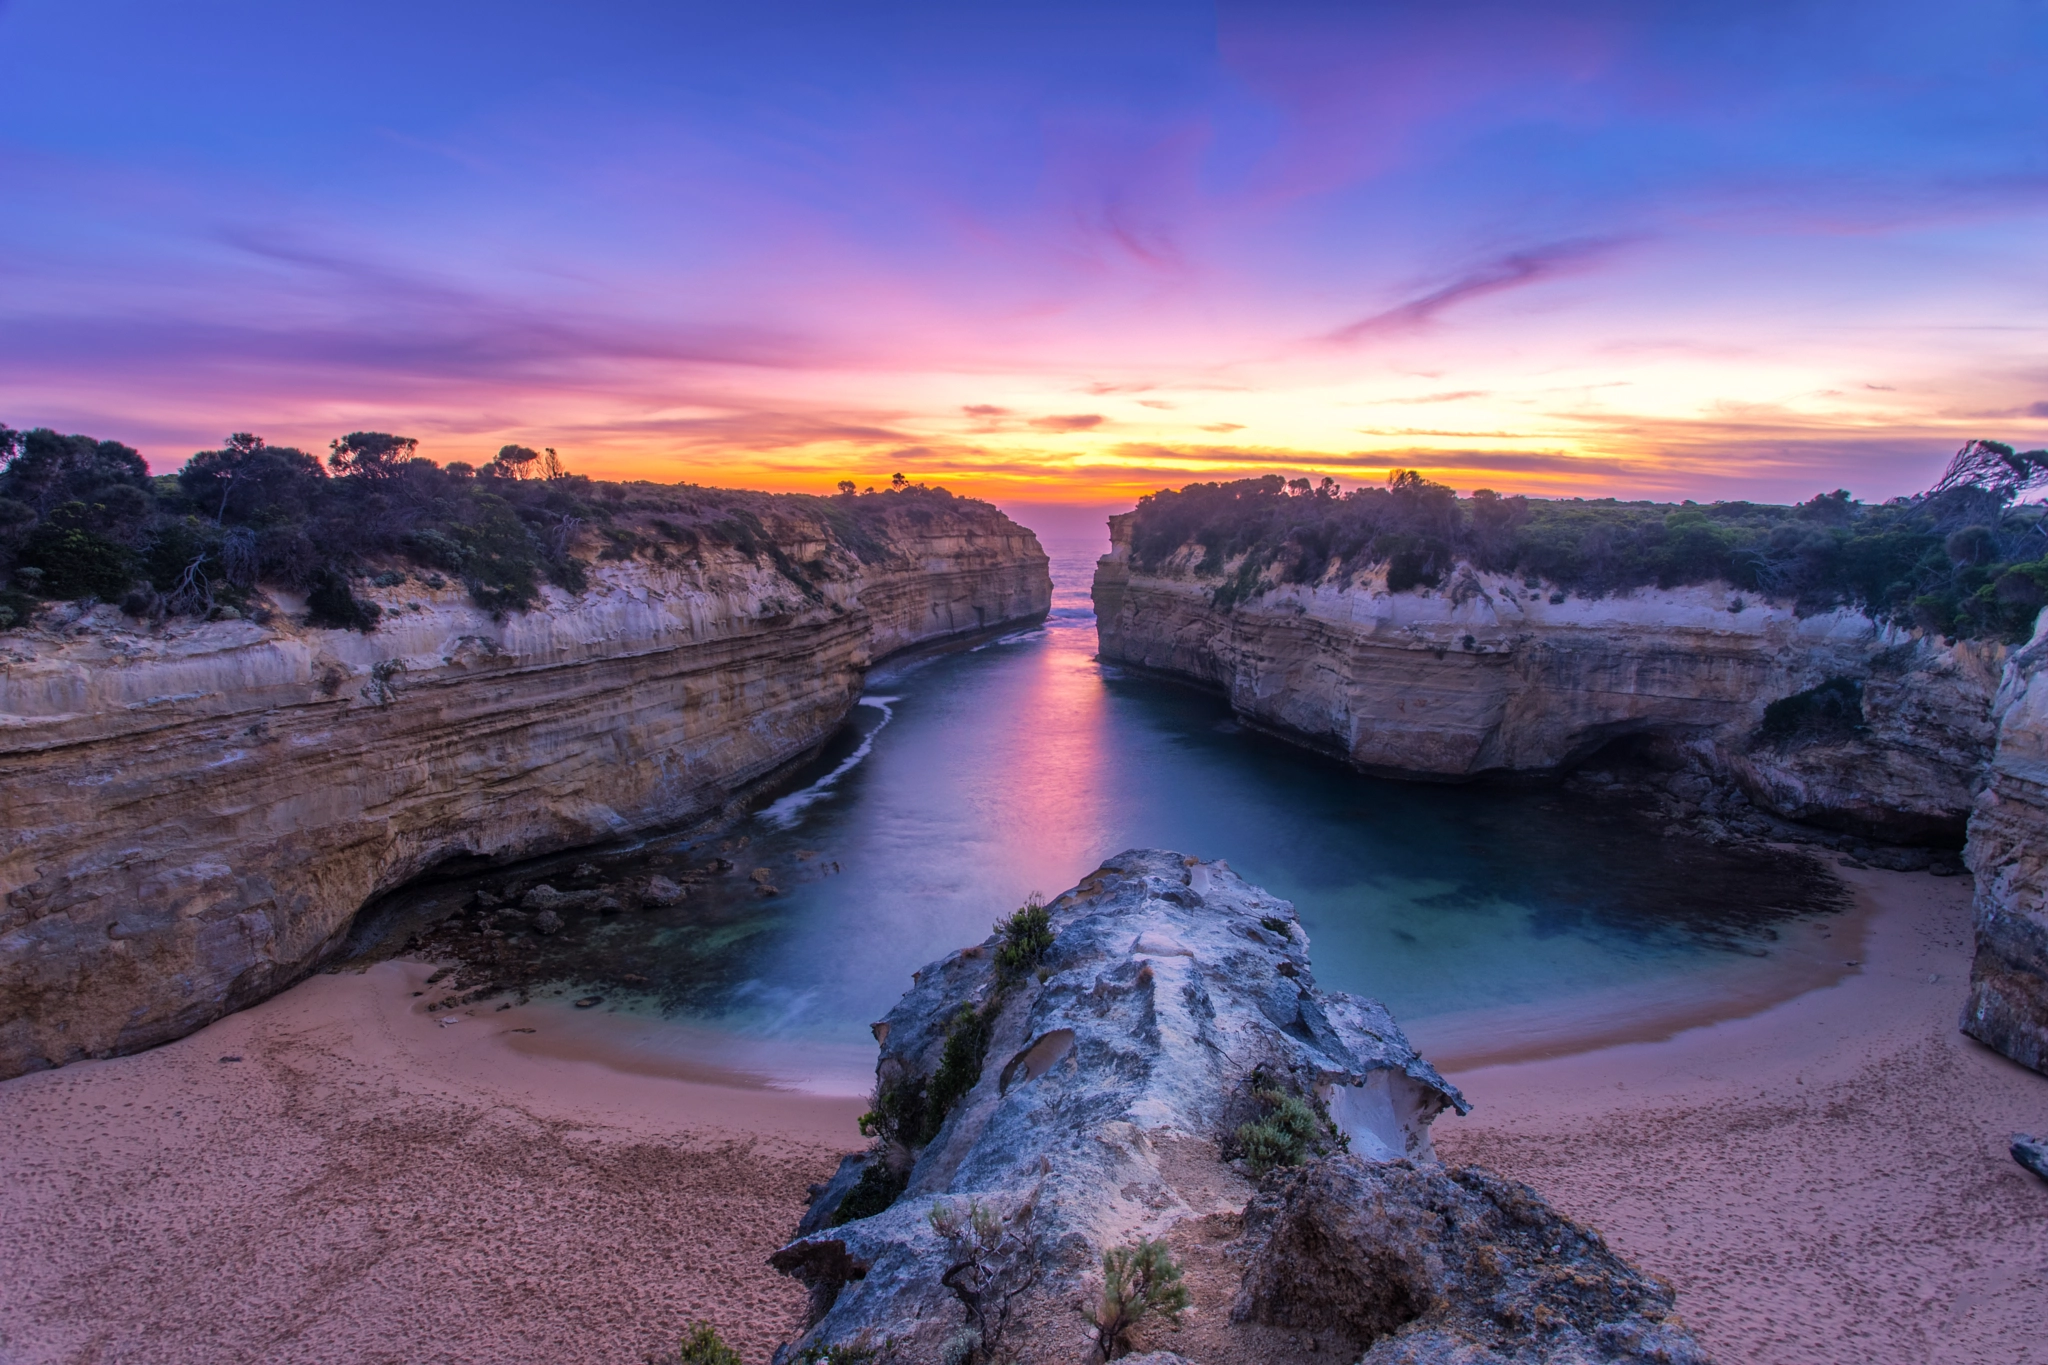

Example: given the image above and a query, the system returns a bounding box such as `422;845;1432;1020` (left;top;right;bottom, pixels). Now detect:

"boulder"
768;851;1704;1365
2015;1134;2048;1181
531;909;564;936
643;875;687;907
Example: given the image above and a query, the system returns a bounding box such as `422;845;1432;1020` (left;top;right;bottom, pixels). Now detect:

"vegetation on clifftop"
1126;440;2048;641
0;424;977;630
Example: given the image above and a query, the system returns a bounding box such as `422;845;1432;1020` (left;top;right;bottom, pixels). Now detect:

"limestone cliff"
1963;618;2048;1071
772;851;1704;1365
0;498;1049;1078
1093;511;2003;844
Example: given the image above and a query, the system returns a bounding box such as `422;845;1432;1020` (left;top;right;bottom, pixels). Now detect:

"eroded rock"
769;851;1703;1365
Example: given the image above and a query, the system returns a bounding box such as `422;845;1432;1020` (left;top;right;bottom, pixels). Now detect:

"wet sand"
0;959;865;1365
1434;865;2048;1365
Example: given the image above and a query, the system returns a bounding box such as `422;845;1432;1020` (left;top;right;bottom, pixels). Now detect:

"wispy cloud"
1324;238;1629;345
1028;413;1106;432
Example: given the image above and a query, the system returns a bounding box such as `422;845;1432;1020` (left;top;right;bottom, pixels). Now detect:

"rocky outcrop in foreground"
0;497;1048;1078
1963;618;2048;1071
772;851;1705;1365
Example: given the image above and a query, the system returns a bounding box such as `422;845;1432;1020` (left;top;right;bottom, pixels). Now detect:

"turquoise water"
368;537;1839;1082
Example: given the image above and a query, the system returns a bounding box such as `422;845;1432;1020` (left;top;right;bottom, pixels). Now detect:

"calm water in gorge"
358;537;1846;1091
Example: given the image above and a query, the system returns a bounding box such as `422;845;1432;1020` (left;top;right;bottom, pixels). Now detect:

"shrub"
1234;1091;1325;1175
1084;1238;1189;1361
993;895;1054;975
830;1156;908;1226
18;502;134;599
306;567;381;632
674;1323;742;1365
1125;440;2048;639
930;1197;1035;1364
924;1004;992;1141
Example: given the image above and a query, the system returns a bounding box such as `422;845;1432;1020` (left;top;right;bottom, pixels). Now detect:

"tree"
489;444;541;480
328;431;418;479
892;471;908;489
179;434;325;524
837;479;857;497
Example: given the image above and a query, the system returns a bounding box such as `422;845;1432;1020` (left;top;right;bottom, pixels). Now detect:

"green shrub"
1128;442;2048;639
1085;1238;1189;1361
18;502;133;600
1234;1091;1324;1175
924;1004;991;1141
306;568;381;632
993;895;1053;976
829;1157;908;1226
675;1322;742;1365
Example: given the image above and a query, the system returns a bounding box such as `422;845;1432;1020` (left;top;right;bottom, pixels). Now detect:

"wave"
969;626;1049;652
756;695;900;828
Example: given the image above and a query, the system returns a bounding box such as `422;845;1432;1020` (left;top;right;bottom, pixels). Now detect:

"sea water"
360;537;1844;1091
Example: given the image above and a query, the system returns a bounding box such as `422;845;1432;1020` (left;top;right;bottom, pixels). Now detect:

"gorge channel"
363;537;1852;1089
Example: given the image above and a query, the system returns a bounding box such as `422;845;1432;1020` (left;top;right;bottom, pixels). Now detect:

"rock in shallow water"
770;850;1705;1365
2015;1134;2048;1181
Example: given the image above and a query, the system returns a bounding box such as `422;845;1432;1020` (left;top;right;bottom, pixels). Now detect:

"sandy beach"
0;960;865;1365
3;866;2044;1364
1434;865;2048;1365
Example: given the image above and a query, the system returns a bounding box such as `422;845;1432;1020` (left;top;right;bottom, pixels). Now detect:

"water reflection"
362;536;1842;1082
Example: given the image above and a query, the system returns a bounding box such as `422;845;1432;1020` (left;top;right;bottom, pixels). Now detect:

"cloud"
1324;238;1627;345
962;404;1009;416
1200;422;1245;432
1368;390;1487;405
2027;400;2048;418
1137;400;1176;410
1028;413;1106;432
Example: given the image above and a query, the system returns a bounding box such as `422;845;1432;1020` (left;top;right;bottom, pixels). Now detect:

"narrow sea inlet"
356;537;1846;1090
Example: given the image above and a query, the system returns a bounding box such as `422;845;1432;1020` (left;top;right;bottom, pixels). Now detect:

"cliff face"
0;500;1049;1079
773;851;1705;1365
1093;511;2003;843
1962;620;2048;1071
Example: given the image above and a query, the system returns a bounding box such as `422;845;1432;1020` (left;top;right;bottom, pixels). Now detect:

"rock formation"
1093;512;2003;844
1962;617;2048;1072
0;498;1048;1078
771;851;1706;1365
1096;514;2048;1076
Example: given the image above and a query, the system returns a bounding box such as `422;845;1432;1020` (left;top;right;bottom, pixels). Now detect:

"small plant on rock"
674;1322;742;1365
993;894;1054;976
929;1195;1037;1364
1083;1238;1189;1361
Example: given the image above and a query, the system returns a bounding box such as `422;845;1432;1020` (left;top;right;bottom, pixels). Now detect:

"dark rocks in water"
532;909;564;935
573;996;604;1010
768;850;1704;1365
573;862;601;879
2015;1134;2048;1181
643;875;686;907
1234;1156;1706;1364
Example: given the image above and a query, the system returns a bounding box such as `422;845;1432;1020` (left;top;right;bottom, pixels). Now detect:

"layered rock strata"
0;501;1049;1078
771;850;1705;1365
1093;513;2002;844
1962;618;2048;1071
1095;516;2048;1075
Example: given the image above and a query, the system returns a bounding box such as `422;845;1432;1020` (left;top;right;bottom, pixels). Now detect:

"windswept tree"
178;434;325;524
328;431;418;480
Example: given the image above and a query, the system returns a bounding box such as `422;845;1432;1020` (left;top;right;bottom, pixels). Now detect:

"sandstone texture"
0;500;1048;1079
771;851;1704;1365
1093;513;2003;844
1095;516;2048;1075
1961;616;2048;1072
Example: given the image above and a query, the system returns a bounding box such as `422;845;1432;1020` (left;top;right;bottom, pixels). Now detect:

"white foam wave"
757;695;899;828
969;627;1048;651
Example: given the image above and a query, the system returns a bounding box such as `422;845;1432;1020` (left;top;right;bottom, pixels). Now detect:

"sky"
3;0;2046;529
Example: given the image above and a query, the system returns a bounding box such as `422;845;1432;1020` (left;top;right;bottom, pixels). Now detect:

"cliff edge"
0;496;1049;1078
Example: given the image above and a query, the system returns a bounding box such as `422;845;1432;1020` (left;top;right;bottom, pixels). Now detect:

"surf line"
757;695;900;828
